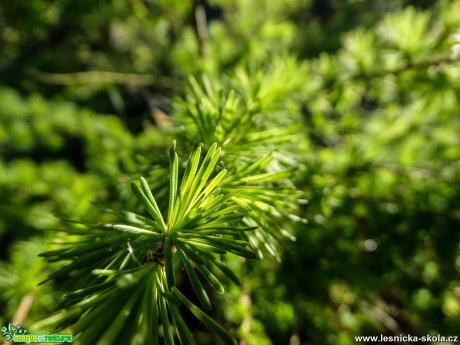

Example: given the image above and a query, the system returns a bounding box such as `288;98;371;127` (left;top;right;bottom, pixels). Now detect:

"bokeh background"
1;0;459;344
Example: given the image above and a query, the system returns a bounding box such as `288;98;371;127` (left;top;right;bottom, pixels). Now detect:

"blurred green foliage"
1;0;460;344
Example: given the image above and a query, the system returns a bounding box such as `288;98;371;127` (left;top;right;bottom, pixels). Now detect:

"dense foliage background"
1;0;459;344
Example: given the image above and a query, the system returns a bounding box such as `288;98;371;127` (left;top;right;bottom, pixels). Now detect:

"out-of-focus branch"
194;0;208;57
363;55;458;80
238;280;252;345
29;70;180;88
289;333;301;345
12;293;35;326
1;293;35;345
319;55;459;95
